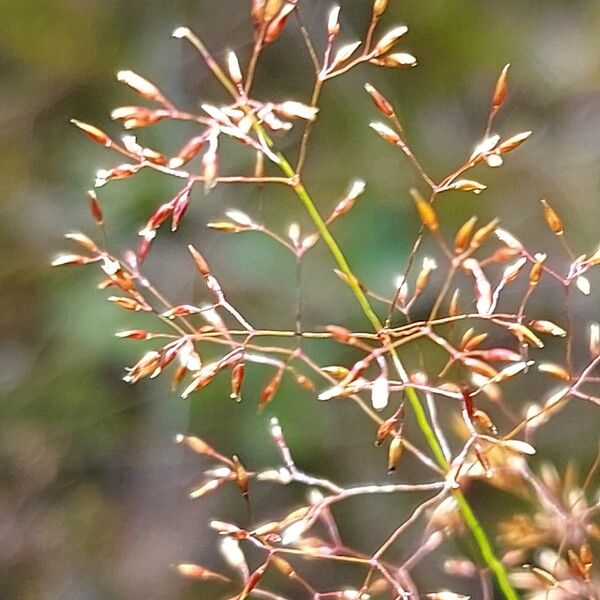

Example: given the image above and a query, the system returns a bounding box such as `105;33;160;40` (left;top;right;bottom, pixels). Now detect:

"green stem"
276;154;518;600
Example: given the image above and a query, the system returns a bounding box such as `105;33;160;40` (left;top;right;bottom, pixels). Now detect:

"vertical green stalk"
277;156;518;600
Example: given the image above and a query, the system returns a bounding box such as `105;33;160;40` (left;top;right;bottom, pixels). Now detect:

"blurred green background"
1;1;599;598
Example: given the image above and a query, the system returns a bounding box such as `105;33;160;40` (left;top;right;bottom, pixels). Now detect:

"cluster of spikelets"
54;1;600;599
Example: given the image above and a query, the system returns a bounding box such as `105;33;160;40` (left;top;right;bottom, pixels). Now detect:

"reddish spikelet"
264;3;294;43
51;254;99;267
70;119;113;147
479;348;522;362
528;253;546;286
376;413;399;446
87;190;104;225
230;362;245;400
326;325;356;344
455;216;478;254
364;83;395;118
171;186;192;231
175;433;218;458
411;188;439;232
295;374;315;391
462;357;498;379
328;181;365;222
107;296;151;312
252;0;284;27
232;454;250;498
448;288;460;317
169;135;206;169
540;199;563;235
176;563;230;583
115;329;152;340
188;244;211;278
95;163;143;187
259;368;284;410
111;106;169;129
239;562;269;600
492;64;510;111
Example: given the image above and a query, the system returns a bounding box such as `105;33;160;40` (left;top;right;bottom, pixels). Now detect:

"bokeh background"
1;1;599;598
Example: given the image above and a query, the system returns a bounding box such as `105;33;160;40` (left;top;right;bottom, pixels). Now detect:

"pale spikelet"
330;41;362;70
370;121;401;145
498;130;532;153
387;435;403;472
318;385;344;401
225;209;254;227
189;478;226;499
371;374;389;411
426;593;470;600
463;258;492;315
327;5;341;37
280;519;308;545
371;53;417;68
227;50;243;85
220;536;247;571
374;26;408;55
340;590;370;600
51;254;97;267
395;275;409;305
590;323;600;357
117;70;165;103
276;101;319;121
372;0;389;17
544;386;569;409
499;257;527;285
495;360;531;382
575;275;591;295
501;439;536;455
537;363;570;381
529;319;567;337
495;227;524;251
470;134;500;161
415;257;437;294
447;179;487;194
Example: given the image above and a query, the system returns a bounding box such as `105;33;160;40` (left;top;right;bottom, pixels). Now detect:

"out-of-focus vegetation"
1;1;599;598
